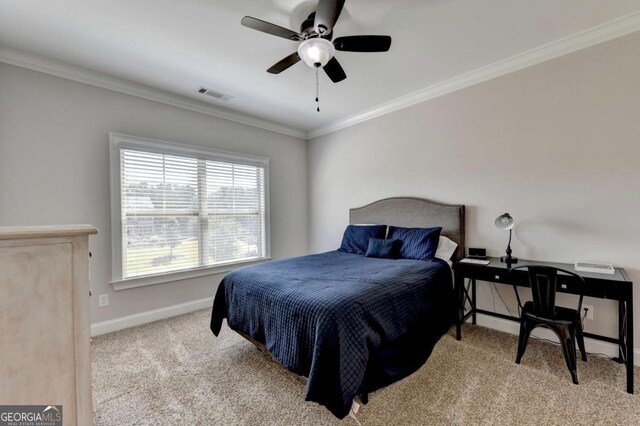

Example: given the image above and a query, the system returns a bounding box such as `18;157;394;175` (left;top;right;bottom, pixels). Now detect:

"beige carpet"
92;309;640;425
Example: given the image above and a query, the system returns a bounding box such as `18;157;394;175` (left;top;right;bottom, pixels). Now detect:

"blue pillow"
338;225;387;255
387;226;442;261
365;238;399;259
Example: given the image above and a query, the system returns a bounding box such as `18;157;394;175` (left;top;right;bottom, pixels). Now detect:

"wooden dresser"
0;225;97;425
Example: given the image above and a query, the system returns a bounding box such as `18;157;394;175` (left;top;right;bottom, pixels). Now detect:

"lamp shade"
298;38;335;68
495;213;515;231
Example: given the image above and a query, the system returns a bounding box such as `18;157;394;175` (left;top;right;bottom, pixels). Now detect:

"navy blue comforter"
210;251;453;418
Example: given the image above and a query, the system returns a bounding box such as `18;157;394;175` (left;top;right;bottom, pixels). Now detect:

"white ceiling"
1;0;640;135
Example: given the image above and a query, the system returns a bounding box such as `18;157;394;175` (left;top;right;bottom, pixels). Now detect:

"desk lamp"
495;213;518;264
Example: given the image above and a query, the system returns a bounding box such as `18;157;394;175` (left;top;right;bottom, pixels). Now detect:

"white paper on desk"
459;258;491;265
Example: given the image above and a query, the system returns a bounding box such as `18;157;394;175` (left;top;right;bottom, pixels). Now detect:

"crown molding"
3;9;640;141
307;10;640;139
0;46;306;139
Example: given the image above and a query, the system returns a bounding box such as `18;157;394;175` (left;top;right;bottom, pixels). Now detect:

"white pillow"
435;236;458;262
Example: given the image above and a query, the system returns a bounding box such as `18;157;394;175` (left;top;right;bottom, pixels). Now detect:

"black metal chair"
510;266;587;384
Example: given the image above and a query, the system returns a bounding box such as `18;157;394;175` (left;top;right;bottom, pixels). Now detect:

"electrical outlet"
98;294;109;308
583;304;594;320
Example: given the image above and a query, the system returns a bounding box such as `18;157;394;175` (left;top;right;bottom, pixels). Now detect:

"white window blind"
111;134;268;281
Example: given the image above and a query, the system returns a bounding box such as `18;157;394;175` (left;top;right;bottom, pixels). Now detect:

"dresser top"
0;225;98;240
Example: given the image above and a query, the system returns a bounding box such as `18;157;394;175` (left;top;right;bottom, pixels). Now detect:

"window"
110;133;269;286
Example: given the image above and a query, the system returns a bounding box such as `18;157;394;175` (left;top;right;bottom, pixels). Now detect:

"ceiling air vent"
197;87;233;101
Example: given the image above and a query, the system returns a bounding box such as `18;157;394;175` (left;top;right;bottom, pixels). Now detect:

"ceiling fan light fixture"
298;38;335;68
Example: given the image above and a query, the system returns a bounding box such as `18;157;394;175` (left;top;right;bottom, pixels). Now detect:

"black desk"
453;257;634;394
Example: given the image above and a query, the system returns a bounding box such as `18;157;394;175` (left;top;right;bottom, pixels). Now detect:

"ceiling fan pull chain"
315;66;320;112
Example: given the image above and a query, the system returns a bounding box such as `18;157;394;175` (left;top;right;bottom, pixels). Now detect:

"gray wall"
308;33;640;346
1;31;639;348
0;63;308;323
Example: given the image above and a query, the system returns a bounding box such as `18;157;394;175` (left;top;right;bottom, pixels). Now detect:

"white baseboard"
90;296;214;337
473;313;640;366
90;300;640;367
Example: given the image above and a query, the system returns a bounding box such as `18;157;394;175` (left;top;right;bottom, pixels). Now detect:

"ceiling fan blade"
267;52;301;74
241;16;301;41
323;57;346;83
334;35;392;52
314;0;345;35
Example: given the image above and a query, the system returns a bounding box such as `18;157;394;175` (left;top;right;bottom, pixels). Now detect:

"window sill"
111;257;272;291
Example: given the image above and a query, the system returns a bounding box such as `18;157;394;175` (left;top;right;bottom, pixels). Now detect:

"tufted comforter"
210;251;454;418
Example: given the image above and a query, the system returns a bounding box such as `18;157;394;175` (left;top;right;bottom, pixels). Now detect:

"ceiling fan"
241;0;392;110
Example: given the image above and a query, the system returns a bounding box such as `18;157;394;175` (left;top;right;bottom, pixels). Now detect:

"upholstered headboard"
350;197;466;261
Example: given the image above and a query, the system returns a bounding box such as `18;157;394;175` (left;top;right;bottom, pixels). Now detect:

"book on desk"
459;258;490;265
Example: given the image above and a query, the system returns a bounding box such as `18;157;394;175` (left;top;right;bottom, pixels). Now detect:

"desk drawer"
455;265;607;297
464;268;511;283
556;276;579;293
557;276;605;298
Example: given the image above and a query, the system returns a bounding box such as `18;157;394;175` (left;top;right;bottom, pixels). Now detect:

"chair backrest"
511;266;586;319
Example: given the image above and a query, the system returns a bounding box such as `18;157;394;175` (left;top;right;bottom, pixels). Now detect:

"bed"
210;197;465;418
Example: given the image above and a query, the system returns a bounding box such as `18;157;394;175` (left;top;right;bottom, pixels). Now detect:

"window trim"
109;132;271;289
